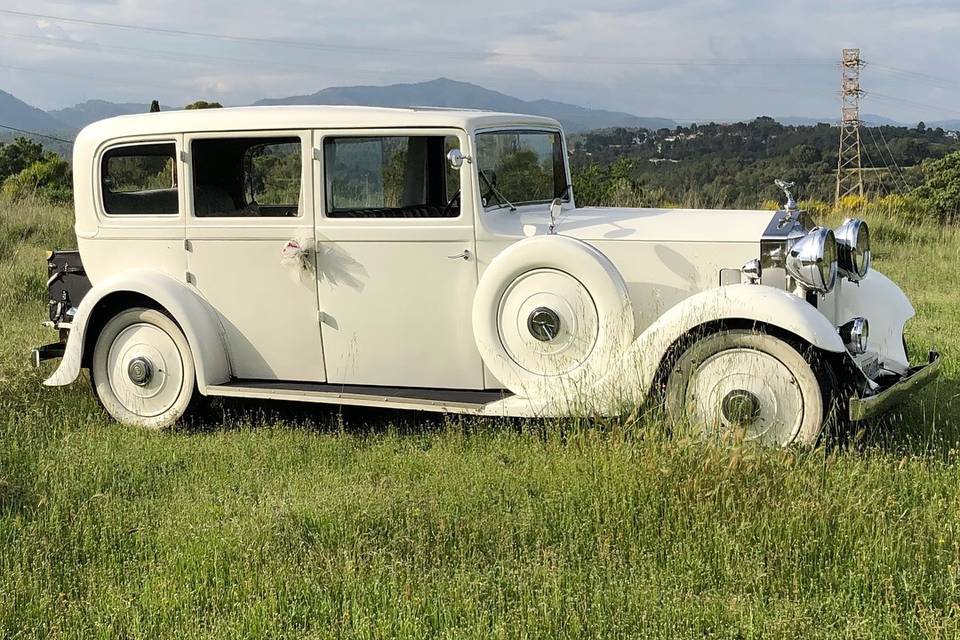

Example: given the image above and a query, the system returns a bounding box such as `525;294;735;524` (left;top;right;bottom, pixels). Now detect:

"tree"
0;137;44;183
184;100;223;110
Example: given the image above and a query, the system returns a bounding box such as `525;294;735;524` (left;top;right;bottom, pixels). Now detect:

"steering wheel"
440;189;461;217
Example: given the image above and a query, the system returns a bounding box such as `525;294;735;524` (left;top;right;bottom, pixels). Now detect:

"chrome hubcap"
721;389;761;425
527;306;561;342
127;356;153;387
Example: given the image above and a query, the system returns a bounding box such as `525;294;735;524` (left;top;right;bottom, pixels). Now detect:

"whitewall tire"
91;308;198;429
473;235;634;401
665;330;832;447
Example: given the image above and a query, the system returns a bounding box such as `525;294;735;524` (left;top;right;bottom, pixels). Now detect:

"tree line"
3;113;960;223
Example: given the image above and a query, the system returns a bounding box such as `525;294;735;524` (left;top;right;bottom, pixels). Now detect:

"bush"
913;150;960;223
2;154;73;205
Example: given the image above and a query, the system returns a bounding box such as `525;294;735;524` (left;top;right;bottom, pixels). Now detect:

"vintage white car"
33;106;939;445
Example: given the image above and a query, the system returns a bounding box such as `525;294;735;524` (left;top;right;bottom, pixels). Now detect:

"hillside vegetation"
571;118;960;210
1;193;960;637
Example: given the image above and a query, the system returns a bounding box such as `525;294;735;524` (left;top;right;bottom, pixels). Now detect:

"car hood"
540;206;776;243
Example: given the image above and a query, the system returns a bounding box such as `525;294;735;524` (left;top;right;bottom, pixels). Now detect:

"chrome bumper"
848;350;942;422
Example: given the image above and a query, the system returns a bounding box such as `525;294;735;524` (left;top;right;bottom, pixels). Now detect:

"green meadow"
1;197;959;638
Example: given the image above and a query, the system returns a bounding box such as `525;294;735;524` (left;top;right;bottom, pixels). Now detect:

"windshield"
475;130;569;209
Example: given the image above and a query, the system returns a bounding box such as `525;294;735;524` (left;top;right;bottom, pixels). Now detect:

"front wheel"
91;308;198;429
664;329;834;447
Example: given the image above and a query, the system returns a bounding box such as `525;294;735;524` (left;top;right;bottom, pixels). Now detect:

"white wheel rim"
496;269;599;376
685;348;804;445
106;322;186;418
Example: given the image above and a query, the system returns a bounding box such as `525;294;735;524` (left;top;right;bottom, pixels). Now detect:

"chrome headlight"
840;317;869;354
785;227;838;293
835;218;871;281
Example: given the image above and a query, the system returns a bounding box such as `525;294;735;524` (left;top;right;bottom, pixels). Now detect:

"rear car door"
183;130;325;382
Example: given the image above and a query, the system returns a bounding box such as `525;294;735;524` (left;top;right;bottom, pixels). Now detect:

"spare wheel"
473;235;634;400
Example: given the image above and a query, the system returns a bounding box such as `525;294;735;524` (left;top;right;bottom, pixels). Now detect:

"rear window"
191;137;303;218
101;142;178;215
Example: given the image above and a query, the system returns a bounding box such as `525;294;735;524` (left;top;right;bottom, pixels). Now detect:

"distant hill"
253;78;675;133
48;100;171;131
0;89;63;133
930;120;960;131
690;114;905;127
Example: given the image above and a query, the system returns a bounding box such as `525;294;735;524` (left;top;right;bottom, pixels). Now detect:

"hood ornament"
774;179;798;212
548;198;562;235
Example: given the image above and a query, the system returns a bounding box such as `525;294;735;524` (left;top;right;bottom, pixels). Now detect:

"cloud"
0;0;957;123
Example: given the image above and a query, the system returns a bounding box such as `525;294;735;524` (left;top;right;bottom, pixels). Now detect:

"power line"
863;125;907;192
0;8;836;67
0;124;74;145
875;124;911;188
869;92;960;118
869;63;960;92
2;33;841;103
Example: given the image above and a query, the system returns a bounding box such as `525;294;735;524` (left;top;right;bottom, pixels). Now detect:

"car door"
313;128;484;389
184;130;325;382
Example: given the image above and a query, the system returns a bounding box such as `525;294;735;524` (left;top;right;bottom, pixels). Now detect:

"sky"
1;0;959;123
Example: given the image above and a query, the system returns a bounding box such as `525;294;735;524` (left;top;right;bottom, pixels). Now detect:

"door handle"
447;249;471;261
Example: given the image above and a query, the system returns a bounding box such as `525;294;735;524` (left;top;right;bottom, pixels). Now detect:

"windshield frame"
473;126;573;211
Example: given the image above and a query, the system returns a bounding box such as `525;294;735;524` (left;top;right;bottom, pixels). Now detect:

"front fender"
608;284;845;402
837;270;913;373
498;284;846;415
44;270;231;393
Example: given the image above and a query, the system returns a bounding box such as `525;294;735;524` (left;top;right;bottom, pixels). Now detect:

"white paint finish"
472;234;633;399
54;107;928;423
44;270;231;393
75;134;186;281
595;240;760;334
479;204;775;243
183;130;325;382
502;283;849;417
312;127;484;389
79;238;185;285
315;238;482;388
837;269;913;373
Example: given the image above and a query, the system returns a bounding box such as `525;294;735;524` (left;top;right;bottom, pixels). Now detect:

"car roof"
76;105;563;143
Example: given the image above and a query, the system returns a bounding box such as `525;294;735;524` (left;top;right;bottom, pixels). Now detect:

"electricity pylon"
835;48;864;204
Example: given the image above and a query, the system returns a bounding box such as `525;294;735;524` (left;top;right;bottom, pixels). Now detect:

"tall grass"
1;196;959;638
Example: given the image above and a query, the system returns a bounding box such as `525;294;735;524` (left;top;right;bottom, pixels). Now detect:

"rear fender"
44;270;231;393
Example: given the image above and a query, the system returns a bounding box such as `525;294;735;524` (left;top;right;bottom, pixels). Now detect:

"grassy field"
2;197;960;638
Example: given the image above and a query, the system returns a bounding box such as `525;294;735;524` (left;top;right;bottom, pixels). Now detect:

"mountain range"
0;79;674;135
1;78;957;139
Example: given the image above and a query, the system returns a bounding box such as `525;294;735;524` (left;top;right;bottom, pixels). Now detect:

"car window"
191;137;302;218
101;142;178;215
475;130;568;209
324;135;460;218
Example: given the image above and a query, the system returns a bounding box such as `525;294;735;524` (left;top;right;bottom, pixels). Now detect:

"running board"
205;380;512;414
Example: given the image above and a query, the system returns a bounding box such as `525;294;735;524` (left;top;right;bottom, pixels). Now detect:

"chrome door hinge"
183;239;192;251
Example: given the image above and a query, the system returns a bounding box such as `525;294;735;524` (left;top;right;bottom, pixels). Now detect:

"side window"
192;137;302;217
101;142;178;215
324;135;460;218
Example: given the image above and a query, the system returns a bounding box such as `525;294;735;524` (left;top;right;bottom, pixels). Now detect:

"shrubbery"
913;150;960;223
0;137;73;205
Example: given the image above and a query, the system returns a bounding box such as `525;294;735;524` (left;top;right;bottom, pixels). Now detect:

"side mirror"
446;148;471;169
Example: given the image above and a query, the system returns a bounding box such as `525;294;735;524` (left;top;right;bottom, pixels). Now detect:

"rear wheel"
91;308;198;429
665;329;834;447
